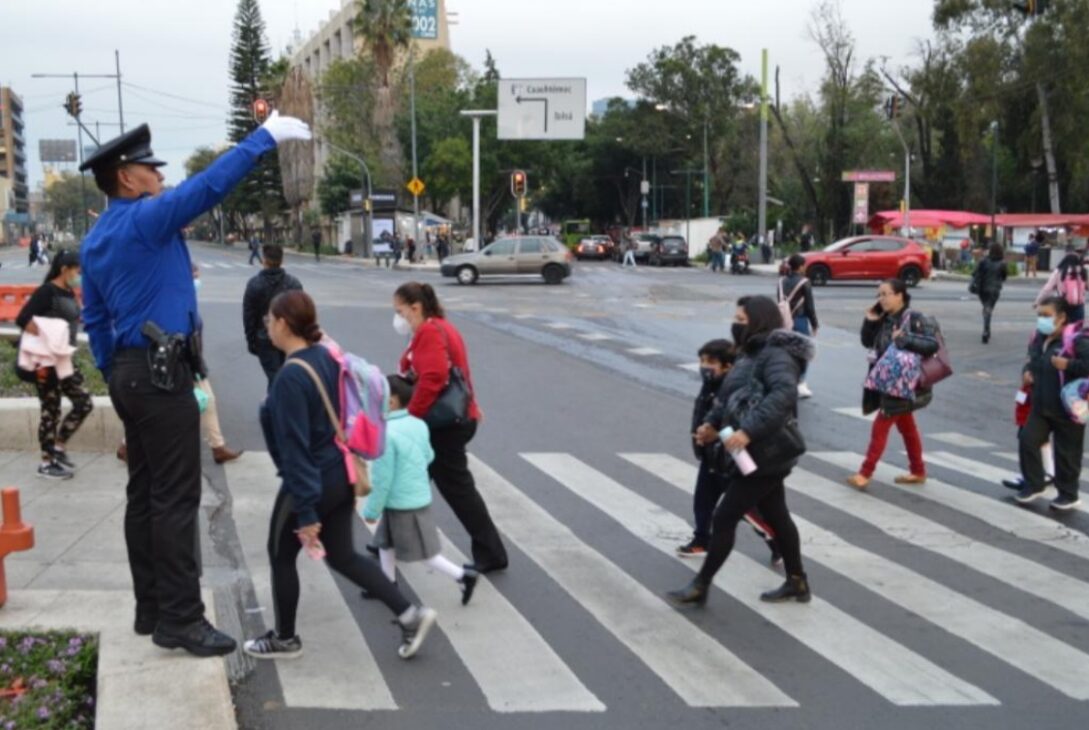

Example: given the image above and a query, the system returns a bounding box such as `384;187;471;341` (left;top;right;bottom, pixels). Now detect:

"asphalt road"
4;241;1087;730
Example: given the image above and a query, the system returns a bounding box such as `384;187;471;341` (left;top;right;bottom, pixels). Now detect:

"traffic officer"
80;112;311;657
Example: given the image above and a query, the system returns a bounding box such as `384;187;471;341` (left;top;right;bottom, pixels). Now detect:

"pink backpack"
321;338;390;460
1061;272;1086;307
777;277;808;329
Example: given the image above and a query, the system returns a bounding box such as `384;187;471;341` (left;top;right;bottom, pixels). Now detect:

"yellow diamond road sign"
407;177;425;197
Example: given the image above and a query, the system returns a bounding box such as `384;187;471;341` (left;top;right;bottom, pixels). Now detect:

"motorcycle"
730;246;751;274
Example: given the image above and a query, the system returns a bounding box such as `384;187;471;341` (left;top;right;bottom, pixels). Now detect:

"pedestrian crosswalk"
230;445;1089;716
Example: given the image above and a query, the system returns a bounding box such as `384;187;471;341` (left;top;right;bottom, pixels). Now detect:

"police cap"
79;124;167;172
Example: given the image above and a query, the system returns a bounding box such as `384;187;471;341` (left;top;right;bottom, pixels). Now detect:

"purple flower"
0;637;7;649
37;706;51;720
46;659;66;674
0;663;10;674
18;637;35;654
5;721;14;730
69;636;83;649
31;677;48;690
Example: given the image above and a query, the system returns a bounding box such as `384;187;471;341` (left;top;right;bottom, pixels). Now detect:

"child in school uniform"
360;375;479;604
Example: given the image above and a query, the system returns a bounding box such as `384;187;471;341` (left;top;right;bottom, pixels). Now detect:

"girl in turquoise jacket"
360;375;479;605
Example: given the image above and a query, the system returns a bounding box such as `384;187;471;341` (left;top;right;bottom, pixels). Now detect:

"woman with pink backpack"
1035;248;1087;323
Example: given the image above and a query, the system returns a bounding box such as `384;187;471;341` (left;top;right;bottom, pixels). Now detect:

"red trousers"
861;412;925;477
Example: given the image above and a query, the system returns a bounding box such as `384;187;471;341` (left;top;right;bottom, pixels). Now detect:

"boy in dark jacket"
679;340;781;563
242;243;304;388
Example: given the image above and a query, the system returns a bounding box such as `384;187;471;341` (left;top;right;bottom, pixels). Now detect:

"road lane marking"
470;455;795;708
538;453;996;706
627;347;663;356
925;451;1086;512
930;433;996;449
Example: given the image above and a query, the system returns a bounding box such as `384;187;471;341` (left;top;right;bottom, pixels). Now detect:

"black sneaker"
152;618;237;657
1050;494;1082;512
243;630;303;660
675;540;707;558
37;462;73;481
395;607;437;659
459;569;479;606
1015;485;1048;504
134;613;159;636
1002;476;1054;491
52;451;76;470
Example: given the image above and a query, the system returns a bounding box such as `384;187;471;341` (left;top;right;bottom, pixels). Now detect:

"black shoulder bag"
423;324;473;430
729;357;807;469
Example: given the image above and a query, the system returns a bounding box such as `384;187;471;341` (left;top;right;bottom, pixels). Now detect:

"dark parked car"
576;235;614;261
650;235;689;266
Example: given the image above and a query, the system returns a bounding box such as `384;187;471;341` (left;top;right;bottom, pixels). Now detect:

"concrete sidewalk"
0;451;237;729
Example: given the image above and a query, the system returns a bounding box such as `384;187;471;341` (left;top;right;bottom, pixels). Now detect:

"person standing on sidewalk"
80;113;311;657
1024;232;1042;278
245;290;438;660
1013;296;1088;511
971;242;1008;344
707;229;727;273
846;279;939;491
310;227;322;262
15;250;94;480
244;243;303;389
191;265;242;464
778;254;819;398
394;282;509;573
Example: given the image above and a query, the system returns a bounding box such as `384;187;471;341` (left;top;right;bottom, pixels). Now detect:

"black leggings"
268;479;410;638
696;473;804;585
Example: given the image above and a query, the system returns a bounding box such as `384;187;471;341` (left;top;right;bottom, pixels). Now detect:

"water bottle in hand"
719;426;758;475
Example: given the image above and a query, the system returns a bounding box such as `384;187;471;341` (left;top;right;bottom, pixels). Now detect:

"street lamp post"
702;117;710;218
324;140;373;255
672;168;700;246
990;120;999;243
758;49;769;256
459;110;497;251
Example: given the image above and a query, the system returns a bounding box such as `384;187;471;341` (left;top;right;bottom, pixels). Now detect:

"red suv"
802;236;932;287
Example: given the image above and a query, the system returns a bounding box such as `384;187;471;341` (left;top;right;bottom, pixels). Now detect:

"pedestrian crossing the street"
230;443;1089;717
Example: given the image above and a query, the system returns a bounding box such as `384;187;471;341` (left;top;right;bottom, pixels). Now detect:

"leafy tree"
318;56;382;164
225;0;284;237
184;147;228;240
353;0;412;184
317;154;365;218
44;173;105;238
421;137;472;212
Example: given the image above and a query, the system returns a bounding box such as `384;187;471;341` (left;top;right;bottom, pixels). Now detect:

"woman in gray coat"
971;242;1007;344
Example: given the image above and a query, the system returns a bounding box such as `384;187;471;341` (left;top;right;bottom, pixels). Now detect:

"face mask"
699;367;720;384
393;313;412;336
1037;316;1057;336
68;274;82;288
731;322;747;345
193;279;202;292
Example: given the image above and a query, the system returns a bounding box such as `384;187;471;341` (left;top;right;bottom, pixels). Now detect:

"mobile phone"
870;302;883;316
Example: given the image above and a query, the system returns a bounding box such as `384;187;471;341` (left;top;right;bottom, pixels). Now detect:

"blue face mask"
194;279;203;292
1037;316;1056;336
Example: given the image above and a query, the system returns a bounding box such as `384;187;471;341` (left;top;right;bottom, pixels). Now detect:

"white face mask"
393;313;412;336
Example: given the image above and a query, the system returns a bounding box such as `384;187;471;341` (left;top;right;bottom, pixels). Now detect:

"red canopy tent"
869;210;992;231
995;213;1089;229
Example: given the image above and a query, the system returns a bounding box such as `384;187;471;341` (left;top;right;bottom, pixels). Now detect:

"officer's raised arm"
131;112;312;244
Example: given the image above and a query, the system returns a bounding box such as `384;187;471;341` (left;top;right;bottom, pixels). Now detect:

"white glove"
261;110;312;145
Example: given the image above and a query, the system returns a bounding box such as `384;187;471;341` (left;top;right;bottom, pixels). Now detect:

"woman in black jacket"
847;279;939;490
972;242;1007;344
245;290;437;661
670;295;814;607
15;250;94;480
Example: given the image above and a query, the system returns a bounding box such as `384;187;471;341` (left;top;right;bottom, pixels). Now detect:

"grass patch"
0;343;107;399
0;630;98;728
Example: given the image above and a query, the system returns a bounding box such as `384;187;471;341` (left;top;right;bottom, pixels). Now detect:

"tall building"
0;87;29;214
290;0;452;195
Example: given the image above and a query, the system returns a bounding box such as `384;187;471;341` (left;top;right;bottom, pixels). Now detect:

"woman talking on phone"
245;290;437;661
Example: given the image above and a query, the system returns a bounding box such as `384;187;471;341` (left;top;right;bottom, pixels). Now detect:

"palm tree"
353;0;412;183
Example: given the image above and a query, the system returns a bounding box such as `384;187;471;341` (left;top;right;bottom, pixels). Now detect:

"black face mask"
731;323;747;345
699;367;719;384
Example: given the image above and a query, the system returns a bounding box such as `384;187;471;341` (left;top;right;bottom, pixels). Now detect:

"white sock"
379;548;397;583
425;554;465;581
1042;443;1055;478
398;605;418;625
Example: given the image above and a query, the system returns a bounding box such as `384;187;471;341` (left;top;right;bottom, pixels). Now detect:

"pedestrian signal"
252;98;271;123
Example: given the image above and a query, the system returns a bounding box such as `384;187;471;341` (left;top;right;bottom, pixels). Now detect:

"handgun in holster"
141;321;188;391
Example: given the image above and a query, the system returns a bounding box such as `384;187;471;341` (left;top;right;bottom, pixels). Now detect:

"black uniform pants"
268;481;410;638
697;473;804;586
1020;409;1084;500
428;421;508;569
255;342;285;391
109;350;205;627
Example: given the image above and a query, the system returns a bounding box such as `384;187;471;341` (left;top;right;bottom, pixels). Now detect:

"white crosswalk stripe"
358;522;604;712
812;452;1089;561
929;450;1088;509
622;452;1089;700
535;453;996;706
470;455;796;708
929;432;996;449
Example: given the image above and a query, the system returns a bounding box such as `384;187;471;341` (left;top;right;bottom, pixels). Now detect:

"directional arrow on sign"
515;96;549;133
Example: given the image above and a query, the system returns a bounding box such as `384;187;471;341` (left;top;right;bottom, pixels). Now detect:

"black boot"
666;579;708;607
760;573;811;603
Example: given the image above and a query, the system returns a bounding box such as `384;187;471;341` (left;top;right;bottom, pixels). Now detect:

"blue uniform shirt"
81;128;277;375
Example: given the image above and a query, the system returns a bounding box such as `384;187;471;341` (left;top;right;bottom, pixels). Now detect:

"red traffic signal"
63;92;82;118
511;170;527;197
252;98;271;123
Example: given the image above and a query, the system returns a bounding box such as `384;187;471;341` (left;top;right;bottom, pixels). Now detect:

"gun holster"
141;321;188;392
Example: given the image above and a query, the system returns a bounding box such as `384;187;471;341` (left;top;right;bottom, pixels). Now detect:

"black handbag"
423;325;472;430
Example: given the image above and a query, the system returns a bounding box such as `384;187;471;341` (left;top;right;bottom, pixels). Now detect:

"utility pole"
323;140;373;255
672;168;701;246
460;110;497;251
115;50;126;133
990;120;999;243
702;118;710;218
641;156;649;231
651;156;657;223
757;49;769;255
409;45;419;250
890;122;912;237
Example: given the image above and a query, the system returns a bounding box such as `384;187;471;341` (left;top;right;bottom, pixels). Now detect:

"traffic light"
884;95;903;121
63;92;82;118
252;98;271;123
511;170;527;197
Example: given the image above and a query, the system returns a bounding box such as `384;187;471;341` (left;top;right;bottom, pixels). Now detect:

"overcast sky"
2;0;934;189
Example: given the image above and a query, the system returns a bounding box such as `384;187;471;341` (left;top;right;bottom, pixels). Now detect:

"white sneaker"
797;383;813;399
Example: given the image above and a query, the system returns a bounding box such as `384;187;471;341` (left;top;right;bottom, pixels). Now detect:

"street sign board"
842;170;896;183
408;0;439;39
406;177;425;197
39;139;77;163
853;183;870;224
498;78;586;141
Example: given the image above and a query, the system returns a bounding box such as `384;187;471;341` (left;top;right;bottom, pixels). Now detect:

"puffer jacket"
242;267;303;353
703;329;815;476
691;374;727;469
861;308;939;416
973;257;1008;298
361;410;436;520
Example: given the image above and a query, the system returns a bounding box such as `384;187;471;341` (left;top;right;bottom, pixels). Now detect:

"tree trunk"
1036;81;1061;214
